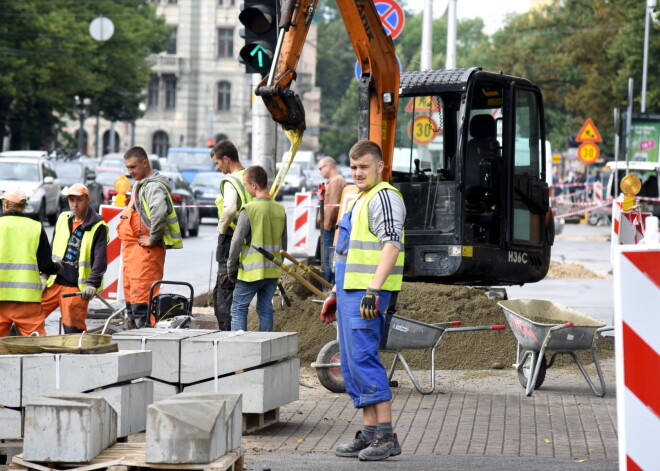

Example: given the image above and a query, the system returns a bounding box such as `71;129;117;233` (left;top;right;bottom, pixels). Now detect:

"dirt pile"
248;272;614;371
546;262;603;279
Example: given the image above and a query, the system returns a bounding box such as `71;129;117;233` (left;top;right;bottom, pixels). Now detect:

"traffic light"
238;0;278;76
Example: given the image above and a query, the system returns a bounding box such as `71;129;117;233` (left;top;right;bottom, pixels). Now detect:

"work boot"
357;432;401;461
335;431;371;457
131;303;150;329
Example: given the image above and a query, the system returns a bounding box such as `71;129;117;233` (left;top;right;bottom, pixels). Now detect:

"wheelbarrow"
312;314;506;395
498;299;614;397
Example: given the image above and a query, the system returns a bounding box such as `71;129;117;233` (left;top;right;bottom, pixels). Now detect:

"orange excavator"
256;0;554;286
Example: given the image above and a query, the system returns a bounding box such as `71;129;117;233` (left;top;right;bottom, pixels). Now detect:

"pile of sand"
244;271;614;371
546;262;602;279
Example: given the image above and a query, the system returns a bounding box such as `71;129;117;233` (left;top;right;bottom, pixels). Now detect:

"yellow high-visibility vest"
0;216;43;302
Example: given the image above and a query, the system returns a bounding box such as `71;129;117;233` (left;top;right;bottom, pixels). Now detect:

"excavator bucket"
256;82;306;131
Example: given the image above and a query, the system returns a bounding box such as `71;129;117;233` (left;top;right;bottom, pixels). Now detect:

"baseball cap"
0;187;27;204
62;183;89;197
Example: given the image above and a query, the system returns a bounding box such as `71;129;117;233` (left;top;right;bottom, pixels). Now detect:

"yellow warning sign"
576;118;602;143
404;96;441;113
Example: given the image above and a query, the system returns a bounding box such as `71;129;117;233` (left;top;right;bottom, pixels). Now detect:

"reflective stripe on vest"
344;182;405;291
0;216;43;302
237;199;286;282
221;169;252;231
48;212;109;292
141;181;183;249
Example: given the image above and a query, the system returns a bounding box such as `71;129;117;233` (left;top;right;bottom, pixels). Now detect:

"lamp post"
642;0;656;113
75;96;92;155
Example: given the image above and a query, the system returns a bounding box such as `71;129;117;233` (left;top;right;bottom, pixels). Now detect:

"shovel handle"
254;245;325;298
280;250;333;289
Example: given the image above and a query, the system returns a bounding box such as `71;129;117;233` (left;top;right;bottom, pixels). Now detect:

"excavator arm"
256;0;399;180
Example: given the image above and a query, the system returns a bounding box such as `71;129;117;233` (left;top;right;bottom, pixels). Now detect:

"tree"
0;0;169;150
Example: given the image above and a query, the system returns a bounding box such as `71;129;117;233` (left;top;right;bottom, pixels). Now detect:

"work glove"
319;291;337;323
40;275;48;292
54;261;64;275
227;273;237;284
219;274;235;289
360;288;380;320
81;286;97;301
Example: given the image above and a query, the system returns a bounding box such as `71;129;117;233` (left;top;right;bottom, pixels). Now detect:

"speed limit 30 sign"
578;142;600;164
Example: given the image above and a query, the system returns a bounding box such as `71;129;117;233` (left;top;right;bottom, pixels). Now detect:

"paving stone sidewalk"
242;365;618;464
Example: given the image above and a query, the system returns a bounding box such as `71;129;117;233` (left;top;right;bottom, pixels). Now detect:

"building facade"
69;0;320;161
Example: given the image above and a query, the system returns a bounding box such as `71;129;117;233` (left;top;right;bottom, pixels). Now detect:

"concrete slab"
167;393;242;452
180;331;298;384
23;394;117;462
0;407;21;440
145;399;227;464
112;329;216;383
92;379;154;437
183;358;299;414
0;355;22;408
21;351;151;405
39;391;117;450
146;378;181;403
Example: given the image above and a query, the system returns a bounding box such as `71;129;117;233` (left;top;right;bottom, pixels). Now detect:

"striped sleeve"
368;189;405;250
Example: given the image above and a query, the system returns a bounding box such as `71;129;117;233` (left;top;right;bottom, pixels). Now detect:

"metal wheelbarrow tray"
498;299;613;397
313;314;505;395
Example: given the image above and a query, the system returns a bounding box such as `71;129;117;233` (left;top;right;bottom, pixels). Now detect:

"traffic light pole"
251;73;277;180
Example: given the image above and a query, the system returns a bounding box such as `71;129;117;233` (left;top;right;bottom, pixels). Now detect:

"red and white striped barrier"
614;225;660;471
293;192;312;249
593;181;603;203
611;197;649;260
99;205;124;302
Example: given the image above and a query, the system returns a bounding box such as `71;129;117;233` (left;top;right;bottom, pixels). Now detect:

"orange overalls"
117;203;164;326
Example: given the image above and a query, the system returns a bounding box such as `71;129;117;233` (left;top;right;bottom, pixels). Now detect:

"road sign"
552;153;562;164
408;116;440;145
375;0;405;40
404;96;442;113
577;142;600;164
576;118;602;143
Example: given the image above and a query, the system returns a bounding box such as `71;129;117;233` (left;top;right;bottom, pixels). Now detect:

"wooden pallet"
242;408;279;435
10;445;243;471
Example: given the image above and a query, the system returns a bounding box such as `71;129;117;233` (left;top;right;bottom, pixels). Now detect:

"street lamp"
642;0;656;113
75;95;92;155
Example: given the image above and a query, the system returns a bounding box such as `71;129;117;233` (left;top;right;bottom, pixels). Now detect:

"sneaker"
357;432;401;461
335;431;371;457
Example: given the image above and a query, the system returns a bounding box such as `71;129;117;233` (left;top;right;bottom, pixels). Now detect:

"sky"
402;0;532;35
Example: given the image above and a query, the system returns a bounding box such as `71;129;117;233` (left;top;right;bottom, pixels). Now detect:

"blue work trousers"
335;259;393;408
230;278;277;332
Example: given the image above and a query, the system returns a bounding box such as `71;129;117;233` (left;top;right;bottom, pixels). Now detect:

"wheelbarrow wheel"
315;340;346;393
518;351;547;390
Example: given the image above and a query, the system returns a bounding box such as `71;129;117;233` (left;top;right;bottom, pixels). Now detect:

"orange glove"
320;291;337;323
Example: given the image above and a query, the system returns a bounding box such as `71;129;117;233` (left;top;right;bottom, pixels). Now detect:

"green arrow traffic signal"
238;0;277;76
250;45;268;68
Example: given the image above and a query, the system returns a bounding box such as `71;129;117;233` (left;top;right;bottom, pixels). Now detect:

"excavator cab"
391;68;553;285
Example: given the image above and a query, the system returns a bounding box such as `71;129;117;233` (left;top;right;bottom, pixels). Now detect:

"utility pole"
251;74;277;179
446;0;457;69
642;0;656;113
421;0;433;70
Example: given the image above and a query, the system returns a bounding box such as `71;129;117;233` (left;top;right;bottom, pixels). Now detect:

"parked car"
95;167;130;205
0;157;60;225
159;170;201;238
53;160;104;211
276;163;308;195
0;150;50;159
190;172;224;218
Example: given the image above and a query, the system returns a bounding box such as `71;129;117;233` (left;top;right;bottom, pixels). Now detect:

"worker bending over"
0;188;62;336
211;140;251;330
320;140;406;461
118;146;183;328
227;166;287;332
41;184;108;333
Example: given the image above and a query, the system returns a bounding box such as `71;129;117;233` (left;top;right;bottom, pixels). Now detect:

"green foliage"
0;0;169;150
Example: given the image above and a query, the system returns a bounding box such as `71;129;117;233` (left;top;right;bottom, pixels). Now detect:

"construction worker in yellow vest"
227;166;286;332
210;140;252;330
0;187;62;336
319;140;406;461
118;146;183;328
41;183;108;333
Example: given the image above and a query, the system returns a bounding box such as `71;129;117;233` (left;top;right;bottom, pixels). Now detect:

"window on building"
152;131;169;157
217;81;231;111
217;28;233;59
168;27;177;55
168;0;177;4
148;75;159;109
164;75;177;109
